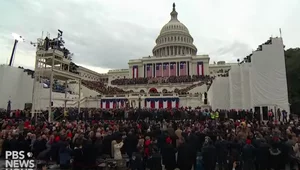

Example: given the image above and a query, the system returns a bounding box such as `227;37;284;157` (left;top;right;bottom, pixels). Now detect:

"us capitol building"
88;3;235;109
0;2;288;120
3;3;272;111
105;3;232;92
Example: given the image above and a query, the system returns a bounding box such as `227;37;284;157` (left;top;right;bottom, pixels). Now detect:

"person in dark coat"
124;131;138;158
177;138;194;170
59;142;72;169
130;152;144;170
255;139;270;170
228;138;242;170
202;137;216;170
33;135;47;158
147;147;162;170
242;139;256;170
269;139;283;170
9;134;18;151
162;137;176;170
72;138;84;170
102;132;113;156
82;138;97;169
215;136;229;170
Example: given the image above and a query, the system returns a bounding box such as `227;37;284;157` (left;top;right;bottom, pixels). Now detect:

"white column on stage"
109;101;113;108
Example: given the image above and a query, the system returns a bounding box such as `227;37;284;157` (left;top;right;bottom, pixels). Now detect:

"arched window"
140;89;145;93
149;88;158;93
162;89;168;93
174;88;179;93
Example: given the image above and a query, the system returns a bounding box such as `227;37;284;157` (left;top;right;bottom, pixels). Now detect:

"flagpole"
279;28;282;38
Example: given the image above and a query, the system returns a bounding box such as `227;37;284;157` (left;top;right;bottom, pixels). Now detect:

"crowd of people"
111;75;213;86
82;80;131;95
0;107;298;170
82;76;214;95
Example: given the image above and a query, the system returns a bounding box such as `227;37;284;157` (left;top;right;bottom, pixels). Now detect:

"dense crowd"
111;75;213;86
82;80;132;95
0;107;298;170
82;76;214;95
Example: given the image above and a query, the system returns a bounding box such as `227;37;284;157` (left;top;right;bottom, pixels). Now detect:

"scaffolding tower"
31;30;81;122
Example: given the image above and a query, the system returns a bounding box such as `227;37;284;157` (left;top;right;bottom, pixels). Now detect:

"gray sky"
0;0;299;73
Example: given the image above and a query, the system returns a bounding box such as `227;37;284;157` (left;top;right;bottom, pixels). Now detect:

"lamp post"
9;33;24;66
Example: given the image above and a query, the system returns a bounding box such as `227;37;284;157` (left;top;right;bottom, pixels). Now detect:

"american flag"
197;62;204;75
163;63;169;77
180;62;186;76
146;64;152;77
156;63;162;77
170;62;176;76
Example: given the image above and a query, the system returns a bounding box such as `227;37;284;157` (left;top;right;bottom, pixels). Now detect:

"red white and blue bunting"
197;62;204;75
100;99;128;109
144;98;179;109
132;66;138;78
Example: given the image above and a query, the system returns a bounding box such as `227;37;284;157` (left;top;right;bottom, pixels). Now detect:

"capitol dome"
153;3;197;57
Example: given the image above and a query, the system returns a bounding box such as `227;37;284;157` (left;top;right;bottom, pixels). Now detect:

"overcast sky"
0;0;299;73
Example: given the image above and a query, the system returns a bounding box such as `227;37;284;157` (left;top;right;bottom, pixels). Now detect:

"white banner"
171;101;176;108
155;101;159;109
163;101;168;108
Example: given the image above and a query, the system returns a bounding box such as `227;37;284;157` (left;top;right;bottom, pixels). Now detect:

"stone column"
189;61;192;76
168;62;171;77
153;63;155;77
144;64;146;77
176;62;179;76
186;61;188;75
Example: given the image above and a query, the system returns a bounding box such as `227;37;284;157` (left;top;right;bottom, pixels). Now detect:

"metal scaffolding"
31;30;81;122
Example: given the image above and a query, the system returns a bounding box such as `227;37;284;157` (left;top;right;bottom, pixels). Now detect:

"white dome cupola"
152;3;197;57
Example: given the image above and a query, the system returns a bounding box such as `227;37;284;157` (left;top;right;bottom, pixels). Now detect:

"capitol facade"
0;3;289;118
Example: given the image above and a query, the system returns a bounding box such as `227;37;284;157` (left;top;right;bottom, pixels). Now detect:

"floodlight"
9;33;24;66
12;33;24;42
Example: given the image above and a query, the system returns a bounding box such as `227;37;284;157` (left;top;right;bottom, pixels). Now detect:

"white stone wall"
0;66;79;110
179;97;203;108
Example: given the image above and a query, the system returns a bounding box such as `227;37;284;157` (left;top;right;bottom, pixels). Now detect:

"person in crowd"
162;137;176;170
147;146;163;170
215;135;228;170
177;137;194;170
0;106;297;170
202;136;216;170
242;138;255;170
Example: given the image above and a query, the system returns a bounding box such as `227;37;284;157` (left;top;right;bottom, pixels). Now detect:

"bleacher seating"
111;75;212;85
82;80;131;94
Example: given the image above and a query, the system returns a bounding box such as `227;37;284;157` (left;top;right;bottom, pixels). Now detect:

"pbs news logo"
5;151;35;170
